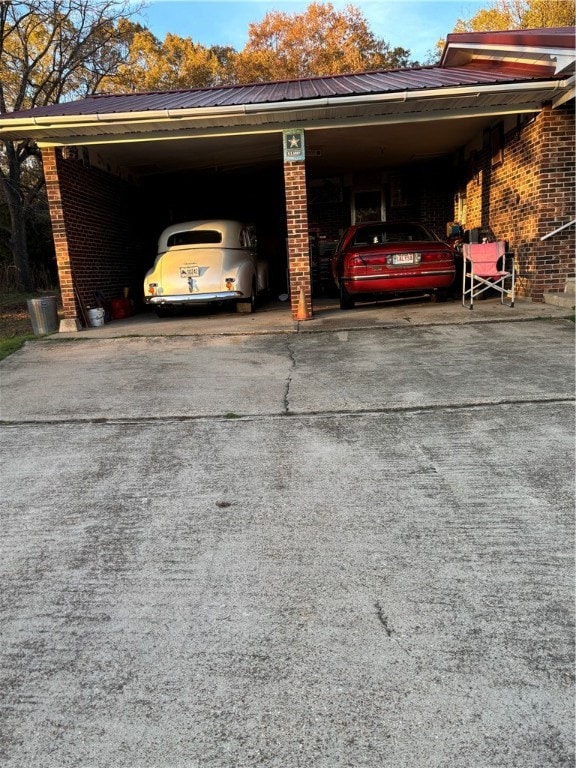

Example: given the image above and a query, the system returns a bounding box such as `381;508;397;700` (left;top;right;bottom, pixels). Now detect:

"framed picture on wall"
351;190;384;223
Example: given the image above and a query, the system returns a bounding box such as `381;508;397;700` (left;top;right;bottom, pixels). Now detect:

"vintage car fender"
234;259;257;298
257;260;269;293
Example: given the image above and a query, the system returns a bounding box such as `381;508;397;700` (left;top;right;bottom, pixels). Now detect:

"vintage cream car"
144;220;268;316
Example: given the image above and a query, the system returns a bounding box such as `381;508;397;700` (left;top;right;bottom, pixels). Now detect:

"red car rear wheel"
339;282;355;310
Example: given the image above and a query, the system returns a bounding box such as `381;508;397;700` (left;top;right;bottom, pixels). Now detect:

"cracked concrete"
283;339;297;415
2;320;574;423
0;316;574;767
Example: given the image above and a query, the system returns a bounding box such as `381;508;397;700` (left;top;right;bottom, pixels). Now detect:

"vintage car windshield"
351;224;435;246
167;230;222;247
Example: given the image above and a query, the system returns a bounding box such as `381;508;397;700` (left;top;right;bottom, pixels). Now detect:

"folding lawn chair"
462;241;515;310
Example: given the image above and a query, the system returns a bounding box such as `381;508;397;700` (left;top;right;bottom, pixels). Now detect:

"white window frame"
351;189;385;224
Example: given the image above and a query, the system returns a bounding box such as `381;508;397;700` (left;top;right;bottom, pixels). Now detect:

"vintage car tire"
237;280;257;313
339;282;355;310
155;305;175;318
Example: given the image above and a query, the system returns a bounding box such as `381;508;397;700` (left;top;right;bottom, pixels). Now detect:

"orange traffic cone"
296;288;309;320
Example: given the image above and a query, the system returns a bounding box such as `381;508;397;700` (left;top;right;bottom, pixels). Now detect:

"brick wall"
307;161;454;242
284;160;312;319
415;162;456;237
43;147;149;321
463;105;575;300
308;197;349;241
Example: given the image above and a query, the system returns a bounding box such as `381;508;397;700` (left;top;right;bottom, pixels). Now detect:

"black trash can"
27;296;59;335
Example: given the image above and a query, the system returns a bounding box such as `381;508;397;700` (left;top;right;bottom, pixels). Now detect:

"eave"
440;26;576;75
0;78;570;148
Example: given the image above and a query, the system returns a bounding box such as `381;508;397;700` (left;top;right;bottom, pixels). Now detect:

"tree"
0;0;139;291
107;3;414;91
105;27;225;92
232;2;413;83
453;0;575;32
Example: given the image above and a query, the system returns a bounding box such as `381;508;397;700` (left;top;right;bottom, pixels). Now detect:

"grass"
0;290;60;361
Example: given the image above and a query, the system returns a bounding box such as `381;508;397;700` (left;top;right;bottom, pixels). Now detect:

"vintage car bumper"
145;291;244;305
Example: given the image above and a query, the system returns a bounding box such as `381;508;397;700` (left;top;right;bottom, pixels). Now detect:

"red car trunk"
333;222;456;309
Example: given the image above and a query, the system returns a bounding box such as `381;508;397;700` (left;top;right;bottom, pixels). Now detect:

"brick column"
283;160;312;319
42;146;80;329
532;105;575;301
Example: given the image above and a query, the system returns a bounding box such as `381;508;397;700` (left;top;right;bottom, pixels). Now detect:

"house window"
490;123;504;168
454;191;467;226
352;190;384;224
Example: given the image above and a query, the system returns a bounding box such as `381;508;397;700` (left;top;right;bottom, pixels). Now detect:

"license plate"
392;253;416;265
180;266;199;278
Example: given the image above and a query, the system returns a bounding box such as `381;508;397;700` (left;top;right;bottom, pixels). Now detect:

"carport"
0;26;574;328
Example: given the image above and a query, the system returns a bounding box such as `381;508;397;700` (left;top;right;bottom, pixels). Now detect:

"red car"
331;221;456;309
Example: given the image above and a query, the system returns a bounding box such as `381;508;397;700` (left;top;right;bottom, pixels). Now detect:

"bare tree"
0;0;140;291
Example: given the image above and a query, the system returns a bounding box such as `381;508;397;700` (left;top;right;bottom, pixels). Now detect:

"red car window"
351;224;436;246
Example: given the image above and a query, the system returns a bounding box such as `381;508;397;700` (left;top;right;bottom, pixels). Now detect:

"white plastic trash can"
27;296;59;335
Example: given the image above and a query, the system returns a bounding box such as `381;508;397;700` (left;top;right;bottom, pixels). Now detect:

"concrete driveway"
1;307;574;767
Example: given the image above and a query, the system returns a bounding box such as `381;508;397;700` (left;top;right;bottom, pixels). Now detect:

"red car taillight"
422;251;450;262
343;253;367;277
345;253;367;268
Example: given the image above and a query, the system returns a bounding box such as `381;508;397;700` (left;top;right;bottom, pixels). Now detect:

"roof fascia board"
551;74;575;107
0;78;566;139
35;103;545;149
442;42;575;74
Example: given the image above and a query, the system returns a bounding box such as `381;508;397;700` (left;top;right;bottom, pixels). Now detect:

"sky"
135;0;488;64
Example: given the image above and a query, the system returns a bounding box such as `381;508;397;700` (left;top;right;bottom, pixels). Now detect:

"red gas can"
110;298;132;319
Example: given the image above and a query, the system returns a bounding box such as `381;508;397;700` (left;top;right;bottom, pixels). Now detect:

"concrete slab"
0;318;574;767
52;296;574;340
2;318;573;423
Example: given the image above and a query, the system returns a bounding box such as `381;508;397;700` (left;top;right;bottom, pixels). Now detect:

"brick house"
0;26;574;327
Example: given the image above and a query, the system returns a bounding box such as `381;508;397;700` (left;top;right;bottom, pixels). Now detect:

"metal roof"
0;26;572;176
1;64;570;121
0;25;572;129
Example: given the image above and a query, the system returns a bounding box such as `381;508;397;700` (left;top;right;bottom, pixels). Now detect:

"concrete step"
543;278;575;309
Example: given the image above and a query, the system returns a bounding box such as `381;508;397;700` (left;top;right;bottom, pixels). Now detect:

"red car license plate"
392;253;417;265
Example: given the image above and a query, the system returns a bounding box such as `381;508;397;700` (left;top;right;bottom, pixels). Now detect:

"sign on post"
283;129;305;162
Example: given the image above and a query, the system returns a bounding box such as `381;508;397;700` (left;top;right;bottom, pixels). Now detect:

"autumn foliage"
454;0;575;32
107;2;413;93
